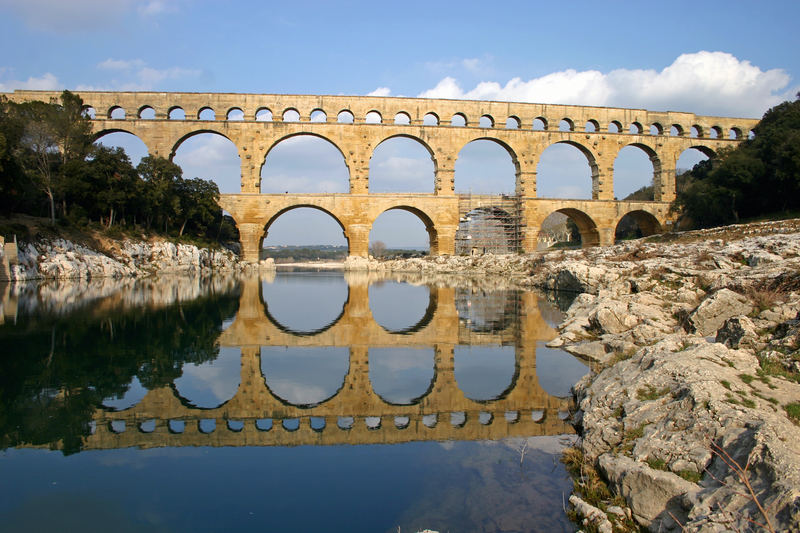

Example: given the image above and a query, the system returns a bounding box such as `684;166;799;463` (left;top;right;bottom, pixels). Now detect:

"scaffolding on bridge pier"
455;193;524;255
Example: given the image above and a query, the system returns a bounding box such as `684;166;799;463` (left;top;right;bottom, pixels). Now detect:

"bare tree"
371;240;386;258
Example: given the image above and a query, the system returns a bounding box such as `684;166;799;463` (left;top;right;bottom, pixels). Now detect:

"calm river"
0;270;588;533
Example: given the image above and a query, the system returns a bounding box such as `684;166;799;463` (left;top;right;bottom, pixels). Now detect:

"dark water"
0;271;588;533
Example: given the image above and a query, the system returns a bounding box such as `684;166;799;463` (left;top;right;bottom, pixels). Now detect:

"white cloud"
138;0;174;16
416;52;795;118
98;59;146;71
91;58;202;91
0;72;60;92
367;87;392;97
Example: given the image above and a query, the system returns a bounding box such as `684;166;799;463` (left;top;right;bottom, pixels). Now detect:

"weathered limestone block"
686;288;753;336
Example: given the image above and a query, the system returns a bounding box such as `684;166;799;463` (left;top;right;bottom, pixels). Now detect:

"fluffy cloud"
417;51;795;118
0;72;60;92
90;58;201;91
367;87;392;97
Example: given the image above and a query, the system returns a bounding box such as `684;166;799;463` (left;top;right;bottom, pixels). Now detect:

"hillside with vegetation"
0;91;237;246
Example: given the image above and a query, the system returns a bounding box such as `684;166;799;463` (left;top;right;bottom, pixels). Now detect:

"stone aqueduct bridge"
81;275;574;450
10;91;759;261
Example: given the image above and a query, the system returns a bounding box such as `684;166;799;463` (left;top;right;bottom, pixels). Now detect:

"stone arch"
337;109;354;123
608;120;622;133
282;108;300;122
261;132;350;193
81;105;96;119
365;110;382;124
172;346;241;409
371;205;438;254
454;345;519;402
259;269;348;336
690;125;702;138
451;112;467;127
505;116;521;129
585;119;599;132
261;346;350;407
423;112;439;126
226;107;244;121
539;208;600;248
537;140;599;199
369;347;436;405
172;129;242;193
394;111;411;125
559;118;574;131
108;105;125;119
255;107;272;121
629;122;643;134
533;117;547;130
670;124;684;136
138;105;155;119
168;106;185;120
198;106;215;120
310;109;327;122
454;137;520;195
613;143;661;200
650;123;664;135
369;134;437;193
614;209;663;241
92;129;151;166
369;281;437;334
479;114;494;128
729;127;743;140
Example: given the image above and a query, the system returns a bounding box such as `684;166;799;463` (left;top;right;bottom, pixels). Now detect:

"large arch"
368;347;436;405
261;205;349;255
613;144;660;200
536;141;598;199
92;129;150;166
172;130;241;194
260;346;350;408
369;134;436;193
454;138;519;194
260;272;348;336
261;133;350;194
369;281;436;333
370;206;437;254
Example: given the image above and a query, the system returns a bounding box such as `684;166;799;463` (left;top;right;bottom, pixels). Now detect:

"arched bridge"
7;90;759;260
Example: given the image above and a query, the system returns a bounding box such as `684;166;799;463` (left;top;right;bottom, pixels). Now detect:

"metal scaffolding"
455;193;523;255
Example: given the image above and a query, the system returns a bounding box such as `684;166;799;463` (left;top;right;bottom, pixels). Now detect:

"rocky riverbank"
2;237;241;281
361;219;800;532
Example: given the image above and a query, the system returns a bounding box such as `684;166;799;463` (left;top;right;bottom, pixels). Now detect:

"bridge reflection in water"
88;272;577;450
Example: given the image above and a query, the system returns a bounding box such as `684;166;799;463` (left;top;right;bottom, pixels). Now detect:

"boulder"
686;288;753;336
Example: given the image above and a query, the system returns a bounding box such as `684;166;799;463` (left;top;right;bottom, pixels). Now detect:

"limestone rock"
686;288;753;336
568;495;613;533
715;315;758;348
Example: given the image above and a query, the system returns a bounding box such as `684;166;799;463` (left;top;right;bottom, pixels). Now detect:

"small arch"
649;123;663;135
608;121;621;133
310;109;327;122
282;108;300;122
533;117;547;131
629;122;643;134
748;130;756;140
584;120;598;133
451;113;467;127
109;106;125;119
168;420;185;433
226;107;244;121
365;416;381;430
615;210;663;241
255;107;273;121
531;410;544;422
198;419;216;434
82;105;96;119
110;420;126;433
227;420;244;432
138;106;155;119
198;107;215;120
504;411;519;423
255;419;273;431
558;118;574;132
395;416;411;429
690;125;702;138
423;112;439;126
479;114;494;128
394;112;411;125
281;419;300;432
479;412;493;425
168;106;185;120
505;116;520;129
709;126;722;139
365;110;382;124
728;127;742;140
337;416;354;430
450;412;467;427
369;281;434;333
670;124;684;137
337;109;354;123
310;417;326;432
422;414;437;428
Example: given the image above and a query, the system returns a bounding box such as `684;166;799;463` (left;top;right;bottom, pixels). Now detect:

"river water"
0;270;588;533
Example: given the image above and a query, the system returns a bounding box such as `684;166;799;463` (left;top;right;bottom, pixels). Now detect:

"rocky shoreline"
364;219;800;532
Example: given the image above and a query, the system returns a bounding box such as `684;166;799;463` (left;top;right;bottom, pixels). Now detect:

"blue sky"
2;0;798;247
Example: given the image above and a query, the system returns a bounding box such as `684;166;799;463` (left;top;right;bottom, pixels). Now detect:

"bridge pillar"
239;148;262;193
435;168;455;195
237;223;264;262
596;225;616;247
345;223;370;257
433;224;457;255
655;163;677;203
517;170;537;197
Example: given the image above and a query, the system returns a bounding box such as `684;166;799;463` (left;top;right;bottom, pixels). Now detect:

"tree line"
0;90;237;242
673;94;800;228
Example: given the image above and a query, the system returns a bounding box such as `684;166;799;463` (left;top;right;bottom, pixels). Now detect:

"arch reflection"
261;273;348;335
369;347;435;405
261;346;350;407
